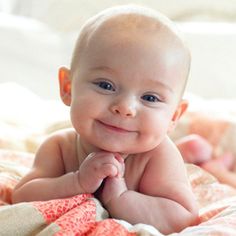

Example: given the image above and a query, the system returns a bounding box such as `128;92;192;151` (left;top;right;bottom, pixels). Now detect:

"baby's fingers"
114;153;125;177
99;163;119;178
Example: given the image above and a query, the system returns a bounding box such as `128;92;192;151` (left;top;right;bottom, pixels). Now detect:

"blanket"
0;194;134;236
1;150;236;235
1;193;235;236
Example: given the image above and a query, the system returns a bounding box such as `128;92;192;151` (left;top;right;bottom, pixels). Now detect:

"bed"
0;83;236;235
1;1;236;235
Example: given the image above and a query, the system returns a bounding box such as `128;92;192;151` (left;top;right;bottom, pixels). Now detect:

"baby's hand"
77;152;124;193
101;176;127;205
100;155;127;205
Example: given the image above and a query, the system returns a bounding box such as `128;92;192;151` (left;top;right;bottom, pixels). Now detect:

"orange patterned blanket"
0;194;136;235
1;150;236;235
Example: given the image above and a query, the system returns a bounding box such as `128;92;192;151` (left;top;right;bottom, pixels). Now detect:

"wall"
0;0;236;99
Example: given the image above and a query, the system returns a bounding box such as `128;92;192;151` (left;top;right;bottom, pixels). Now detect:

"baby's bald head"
70;5;191;97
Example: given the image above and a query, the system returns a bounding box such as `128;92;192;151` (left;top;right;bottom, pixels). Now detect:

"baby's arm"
101;138;198;234
12;131;123;203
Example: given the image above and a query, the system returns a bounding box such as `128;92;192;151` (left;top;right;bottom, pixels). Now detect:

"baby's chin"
95;143;150;156
90;136;158;155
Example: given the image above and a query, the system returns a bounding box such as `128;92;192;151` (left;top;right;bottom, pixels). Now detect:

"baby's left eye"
95;81;115;91
141;94;160;103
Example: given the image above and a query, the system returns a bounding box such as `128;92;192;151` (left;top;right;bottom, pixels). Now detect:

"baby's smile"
96;119;135;134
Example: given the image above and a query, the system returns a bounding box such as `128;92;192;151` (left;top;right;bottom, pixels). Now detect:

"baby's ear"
58;67;72;106
168;99;188;132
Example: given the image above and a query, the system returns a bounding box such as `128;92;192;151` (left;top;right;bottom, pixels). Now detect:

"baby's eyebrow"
89;65;116;74
146;78;173;94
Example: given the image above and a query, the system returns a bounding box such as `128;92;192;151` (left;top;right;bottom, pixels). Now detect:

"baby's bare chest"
124;154;150;191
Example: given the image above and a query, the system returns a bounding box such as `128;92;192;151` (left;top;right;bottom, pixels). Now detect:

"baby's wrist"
104;189;129;215
74;170;88;194
102;177;127;205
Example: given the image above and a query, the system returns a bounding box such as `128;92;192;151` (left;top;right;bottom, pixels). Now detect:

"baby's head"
59;5;190;154
70;5;190;95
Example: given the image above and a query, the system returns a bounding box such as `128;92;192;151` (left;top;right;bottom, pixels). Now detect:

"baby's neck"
76;136;129;164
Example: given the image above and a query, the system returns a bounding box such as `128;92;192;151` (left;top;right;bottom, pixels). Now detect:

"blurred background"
0;0;236;100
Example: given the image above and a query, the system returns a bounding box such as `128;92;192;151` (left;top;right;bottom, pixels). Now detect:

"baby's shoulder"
42;128;77;147
138;136;180;167
148;136;177;156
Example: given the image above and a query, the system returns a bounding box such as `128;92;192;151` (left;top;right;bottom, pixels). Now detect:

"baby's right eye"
95;81;115;91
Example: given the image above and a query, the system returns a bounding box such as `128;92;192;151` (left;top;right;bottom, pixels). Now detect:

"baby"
12;5;198;234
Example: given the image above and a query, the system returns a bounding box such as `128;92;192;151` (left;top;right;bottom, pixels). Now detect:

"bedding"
1;83;236;235
1;151;236;235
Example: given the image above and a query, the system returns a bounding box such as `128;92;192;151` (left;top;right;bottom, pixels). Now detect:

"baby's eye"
95;81;115;91
141;94;160;103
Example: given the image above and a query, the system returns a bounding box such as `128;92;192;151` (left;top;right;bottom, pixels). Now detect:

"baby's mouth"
97;120;132;133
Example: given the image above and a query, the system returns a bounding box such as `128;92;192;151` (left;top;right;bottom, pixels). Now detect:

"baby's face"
69;26;188;154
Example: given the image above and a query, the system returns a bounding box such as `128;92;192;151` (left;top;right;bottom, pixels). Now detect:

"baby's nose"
110;97;137;118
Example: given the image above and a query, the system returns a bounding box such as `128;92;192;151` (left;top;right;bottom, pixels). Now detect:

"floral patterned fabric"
1;151;236;235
